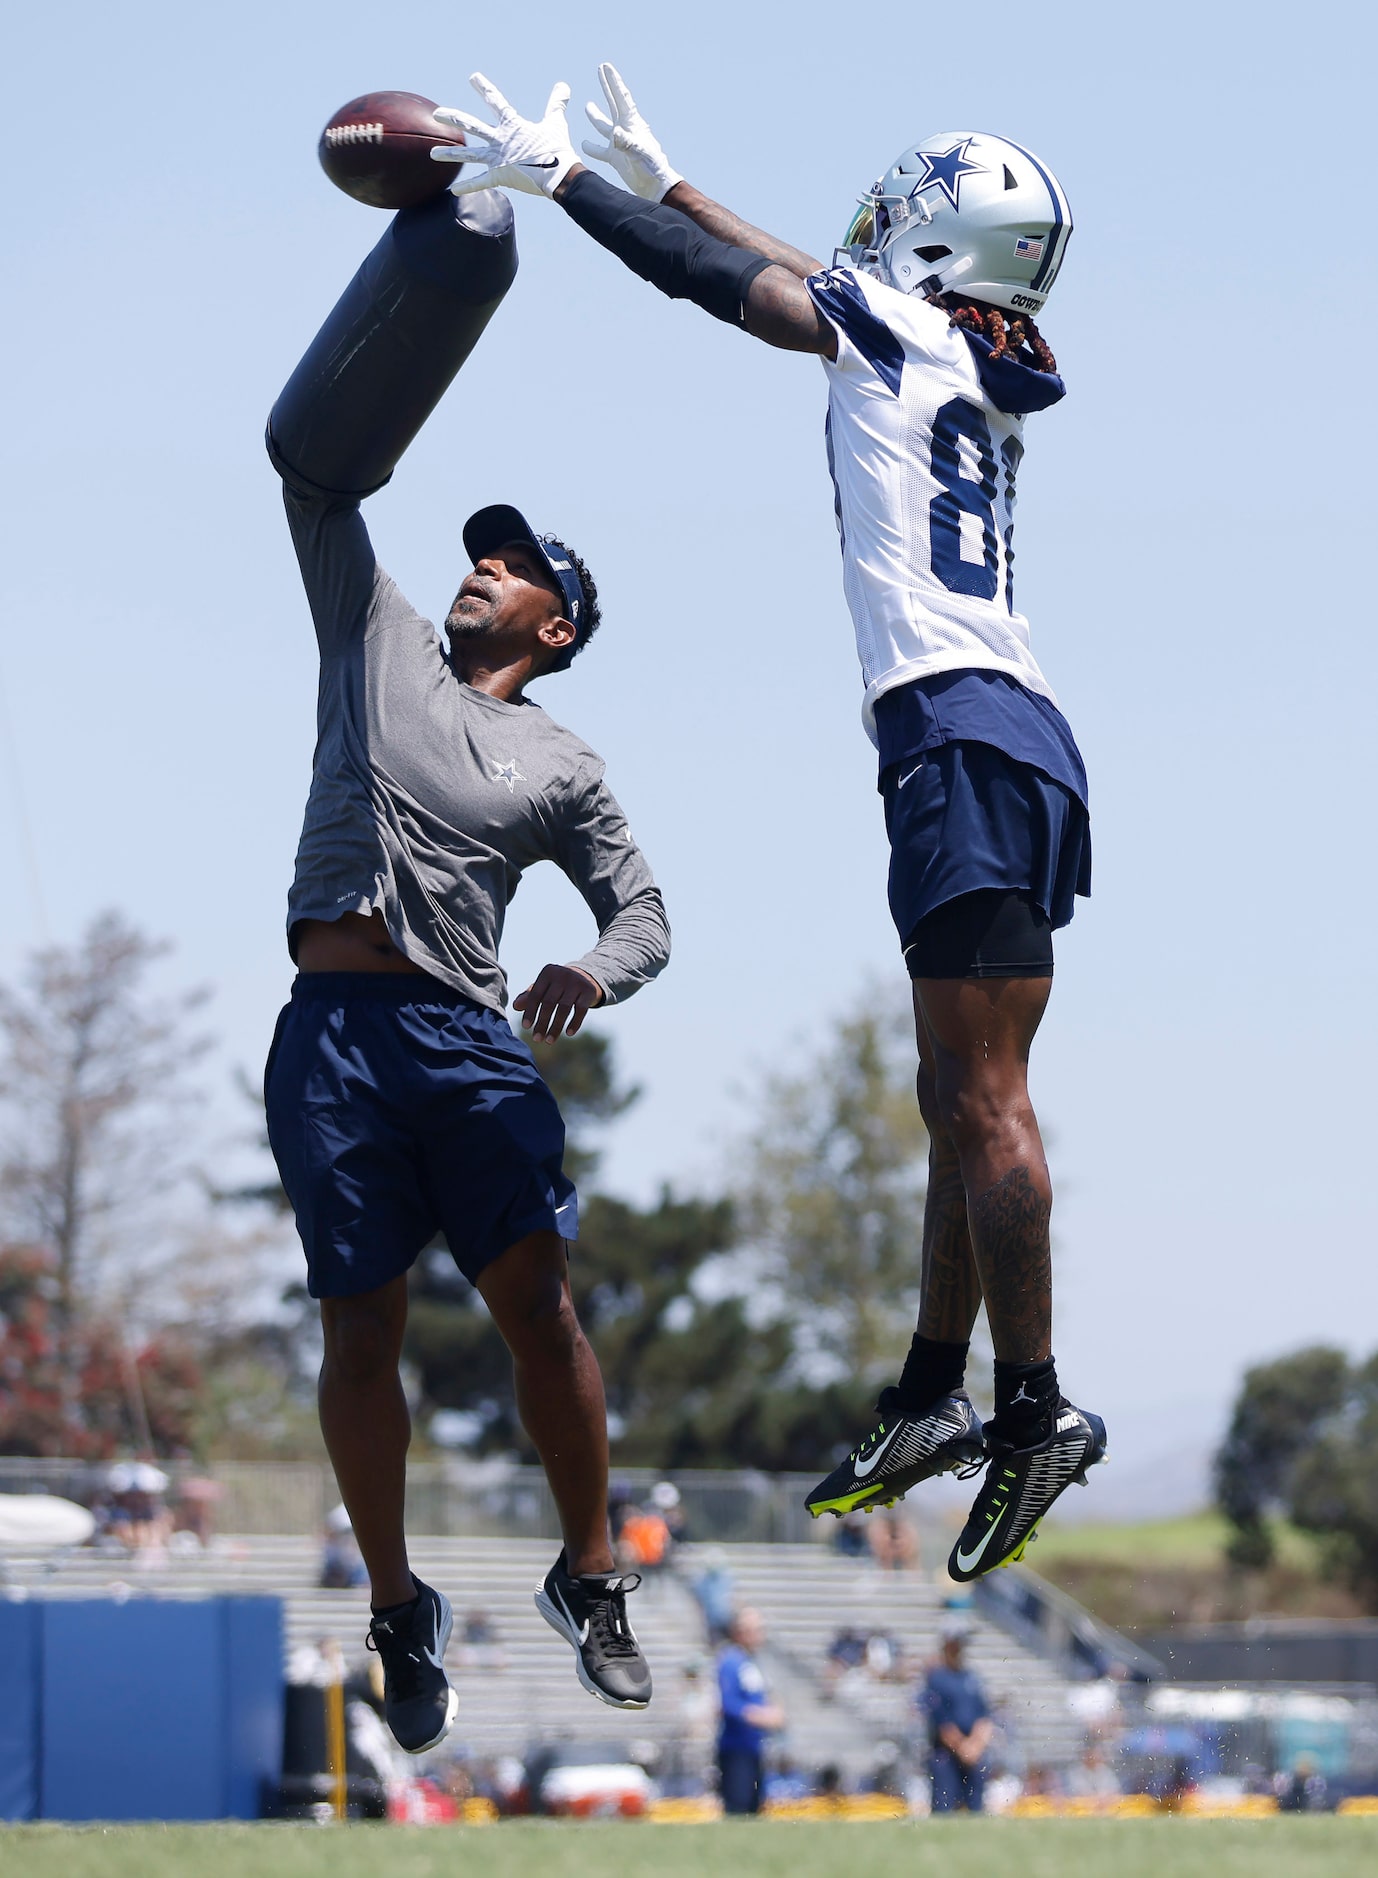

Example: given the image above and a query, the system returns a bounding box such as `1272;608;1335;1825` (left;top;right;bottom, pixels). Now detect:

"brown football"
318;90;460;210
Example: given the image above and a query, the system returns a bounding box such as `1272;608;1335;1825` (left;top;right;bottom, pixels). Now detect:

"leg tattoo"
918;1135;983;1343
969;1164;1052;1365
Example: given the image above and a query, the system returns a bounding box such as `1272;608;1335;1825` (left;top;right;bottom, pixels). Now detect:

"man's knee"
320;1288;404;1385
931;1053;1024;1153
479;1235;583;1361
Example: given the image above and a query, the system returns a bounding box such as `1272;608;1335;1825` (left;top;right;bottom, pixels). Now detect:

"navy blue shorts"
264;974;578;1299
883;739;1092;956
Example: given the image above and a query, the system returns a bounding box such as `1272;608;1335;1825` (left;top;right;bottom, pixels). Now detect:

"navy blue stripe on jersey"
824;408;846;554
958;330;1066;417
1001;137;1072;293
874;668;1088;806
807;271;905;396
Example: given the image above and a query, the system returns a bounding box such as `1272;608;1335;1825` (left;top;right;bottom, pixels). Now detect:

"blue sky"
3;0;1374;1495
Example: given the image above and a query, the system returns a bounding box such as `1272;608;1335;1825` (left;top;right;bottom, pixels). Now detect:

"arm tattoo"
918;1139;983;1343
742;264;837;355
968;1164;1053;1365
663;182;822;280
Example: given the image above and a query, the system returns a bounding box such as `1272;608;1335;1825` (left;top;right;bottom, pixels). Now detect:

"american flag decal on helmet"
1015;236;1045;261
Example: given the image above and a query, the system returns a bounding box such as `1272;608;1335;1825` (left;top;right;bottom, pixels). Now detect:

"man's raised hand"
431;74;581;198
513;963;604;1041
581;64;682;202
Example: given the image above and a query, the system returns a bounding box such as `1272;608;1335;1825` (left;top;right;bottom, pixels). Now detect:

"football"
318;91;460;210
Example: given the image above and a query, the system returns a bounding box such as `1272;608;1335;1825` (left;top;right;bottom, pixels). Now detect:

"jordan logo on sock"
1010;1382;1037;1406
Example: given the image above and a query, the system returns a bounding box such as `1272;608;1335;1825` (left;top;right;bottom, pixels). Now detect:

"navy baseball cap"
462;504;585;635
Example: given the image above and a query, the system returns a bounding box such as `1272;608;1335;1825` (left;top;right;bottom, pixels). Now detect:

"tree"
738;991;929;1392
0;1243;202;1458
0;911;209;1331
1215;1345;1378;1599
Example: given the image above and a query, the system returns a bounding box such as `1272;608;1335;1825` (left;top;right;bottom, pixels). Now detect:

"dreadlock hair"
541;537;602;672
936;294;1058;375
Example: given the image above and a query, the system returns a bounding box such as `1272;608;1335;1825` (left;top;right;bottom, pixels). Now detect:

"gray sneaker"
535;1551;652;1710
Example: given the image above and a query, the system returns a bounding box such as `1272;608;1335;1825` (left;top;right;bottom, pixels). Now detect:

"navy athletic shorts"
264;973;578;1299
883;739;1092;967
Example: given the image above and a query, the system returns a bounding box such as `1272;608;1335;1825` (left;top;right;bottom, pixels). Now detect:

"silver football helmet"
839;131;1072;316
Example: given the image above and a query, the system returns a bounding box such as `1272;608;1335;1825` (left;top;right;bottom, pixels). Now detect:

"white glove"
431;73;580;198
581;63;682;203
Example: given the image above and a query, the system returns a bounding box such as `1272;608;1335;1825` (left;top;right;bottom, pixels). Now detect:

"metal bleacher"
2;1529;1089;1774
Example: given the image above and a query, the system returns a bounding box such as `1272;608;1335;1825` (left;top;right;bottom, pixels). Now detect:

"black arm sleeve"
559;169;770;329
267;188;518;499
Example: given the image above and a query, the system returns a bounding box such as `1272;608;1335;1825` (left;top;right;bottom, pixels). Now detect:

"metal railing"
974;1560;1163;1683
0;1456;836;1546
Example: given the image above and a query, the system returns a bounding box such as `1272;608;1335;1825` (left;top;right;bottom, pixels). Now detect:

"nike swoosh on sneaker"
553;1580;591;1645
421;1608;446;1669
955;1506;1009;1574
854;1423;903;1479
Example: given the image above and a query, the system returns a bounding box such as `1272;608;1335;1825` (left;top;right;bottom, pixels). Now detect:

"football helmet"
839;131;1072;315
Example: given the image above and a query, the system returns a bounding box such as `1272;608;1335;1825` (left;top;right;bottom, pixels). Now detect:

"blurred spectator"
816;1764;844;1807
922;1623;993;1814
833;1511;870;1559
319;1504;367;1589
690;1546;736;1645
1159;1754;1196;1812
1276;1754;1330;1813
662;1657;716;1795
617;1503;672;1574
717;1609;785;1816
94;1462;172;1556
868;1508;918;1572
865;1628;904;1681
868;1740;906;1798
824;1624;868;1694
650;1479;688;1542
762;1754;810;1804
1064;1742;1120;1800
169;1476;223;1553
1021;1764;1061;1799
456;1609;506;1671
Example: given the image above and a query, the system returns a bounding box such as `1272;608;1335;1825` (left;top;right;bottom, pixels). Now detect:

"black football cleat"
806;1387;986;1520
366;1575;458;1753
535;1551;652;1710
948;1400;1107;1582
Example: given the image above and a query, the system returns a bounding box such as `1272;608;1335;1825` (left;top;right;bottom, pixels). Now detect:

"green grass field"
1030;1512;1321;1571
5;1820;1377;1878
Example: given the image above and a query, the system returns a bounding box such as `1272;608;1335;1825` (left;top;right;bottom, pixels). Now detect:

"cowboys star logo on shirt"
912;139;986;212
491;757;525;792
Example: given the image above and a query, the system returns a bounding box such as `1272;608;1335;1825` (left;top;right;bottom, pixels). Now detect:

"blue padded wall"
39;1596;283;1821
223;1597;285;1819
0;1600;40;1820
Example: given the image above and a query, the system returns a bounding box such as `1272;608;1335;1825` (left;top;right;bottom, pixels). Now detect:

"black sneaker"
366;1575;458;1753
948;1400;1107;1582
805;1387;986;1519
535;1552;652;1710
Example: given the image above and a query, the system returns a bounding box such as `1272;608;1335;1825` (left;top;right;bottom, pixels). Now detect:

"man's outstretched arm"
433;69;835;357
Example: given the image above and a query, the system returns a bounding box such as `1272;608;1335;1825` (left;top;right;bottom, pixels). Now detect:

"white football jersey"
806;265;1059;742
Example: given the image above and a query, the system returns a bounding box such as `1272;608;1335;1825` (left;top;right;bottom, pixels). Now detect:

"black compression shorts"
903;889;1054;981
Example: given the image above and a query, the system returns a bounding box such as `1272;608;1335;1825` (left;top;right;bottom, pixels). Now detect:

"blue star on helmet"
912;139;987;212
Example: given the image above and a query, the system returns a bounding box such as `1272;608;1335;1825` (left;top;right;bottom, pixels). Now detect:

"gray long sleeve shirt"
281;480;670;1011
